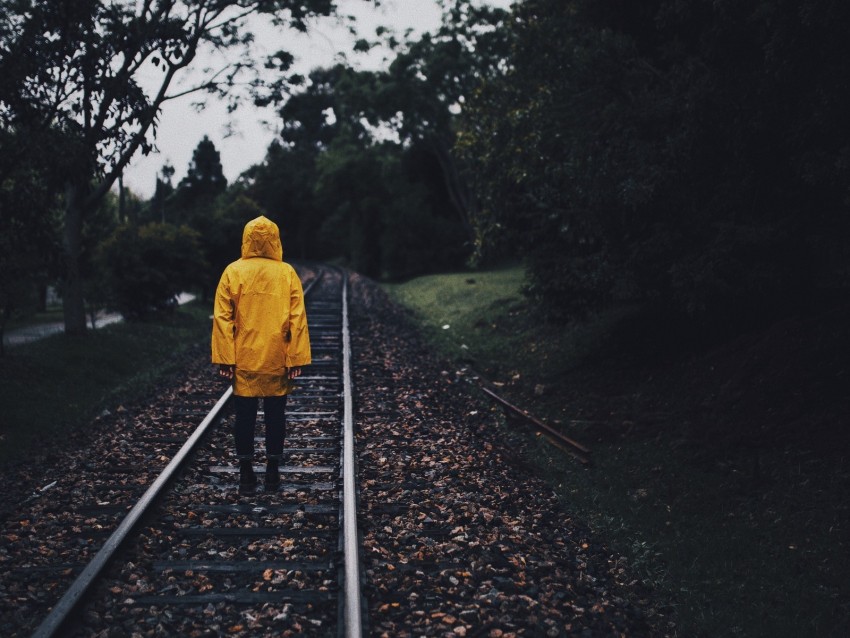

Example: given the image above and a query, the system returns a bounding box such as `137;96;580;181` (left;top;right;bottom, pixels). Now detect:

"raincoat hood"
241;216;283;261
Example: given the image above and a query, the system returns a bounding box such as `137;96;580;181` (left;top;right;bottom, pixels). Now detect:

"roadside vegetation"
4;307;64;332
385;266;849;638
0;303;211;466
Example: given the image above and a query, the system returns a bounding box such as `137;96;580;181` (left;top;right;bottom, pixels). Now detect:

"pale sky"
123;0;511;198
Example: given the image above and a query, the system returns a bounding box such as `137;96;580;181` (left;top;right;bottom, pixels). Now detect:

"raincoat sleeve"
211;269;236;365
285;272;311;368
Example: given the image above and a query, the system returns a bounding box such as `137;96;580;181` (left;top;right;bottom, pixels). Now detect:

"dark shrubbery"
460;0;850;324
96;223;207;320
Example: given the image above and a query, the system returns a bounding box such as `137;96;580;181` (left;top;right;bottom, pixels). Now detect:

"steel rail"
31;386;233;638
31;265;324;638
341;275;364;638
302;267;322;296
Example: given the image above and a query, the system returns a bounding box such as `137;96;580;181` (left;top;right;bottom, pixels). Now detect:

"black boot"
239;459;257;492
265;458;280;489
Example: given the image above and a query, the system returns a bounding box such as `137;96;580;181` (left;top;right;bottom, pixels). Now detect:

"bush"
97;222;207;320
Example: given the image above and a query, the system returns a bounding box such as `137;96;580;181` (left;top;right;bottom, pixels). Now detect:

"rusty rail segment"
480;385;591;464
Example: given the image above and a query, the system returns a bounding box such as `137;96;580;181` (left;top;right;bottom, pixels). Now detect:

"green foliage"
362;0;512;240
379;148;469;279
134;144;261;299
201;187;267;295
313;137;386;277
0;126;64;350
81;188;122;326
145;162;176;225
459;0;850;323
0;0;341;333
245;53;474;279
234;2;512;279
170;136;228;227
96;222;207;320
309;135;469;279
244;141;321;259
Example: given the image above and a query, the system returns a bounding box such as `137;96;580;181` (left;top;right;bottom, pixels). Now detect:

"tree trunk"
430;138;477;244
62;182;87;335
0;304;9;357
37;283;47;312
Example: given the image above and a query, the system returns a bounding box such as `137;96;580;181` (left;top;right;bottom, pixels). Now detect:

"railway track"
27;266;364;637
2;267;674;637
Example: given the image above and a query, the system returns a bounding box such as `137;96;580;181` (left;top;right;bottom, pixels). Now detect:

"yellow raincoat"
211;216;311;397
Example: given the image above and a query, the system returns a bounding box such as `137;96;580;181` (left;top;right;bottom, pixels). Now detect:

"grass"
0;303;212;466
535;430;849;637
4;306;64;331
384;265;529;365
383;264;630;383
384;265;850;638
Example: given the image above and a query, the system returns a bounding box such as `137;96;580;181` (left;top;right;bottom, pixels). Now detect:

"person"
211;216;311;491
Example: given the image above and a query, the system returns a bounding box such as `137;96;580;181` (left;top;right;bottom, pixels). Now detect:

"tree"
458;0;634;313
459;0;850;321
239;2;511;274
244;140;321;259
81;188;122;328
0;126;63;355
354;0;512;243
148;161;176;224
312;134;385;276
97;222;207;320
198;185;267;298
171;135;228;225
241;65;363;264
379;145;468;279
244;59;469;278
0;0;342;334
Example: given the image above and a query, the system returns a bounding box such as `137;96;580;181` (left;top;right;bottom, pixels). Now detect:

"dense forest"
2;0;849;339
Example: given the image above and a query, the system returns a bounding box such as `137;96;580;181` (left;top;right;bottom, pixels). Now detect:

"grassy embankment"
384;265;849;638
0;303;211;466
4;307;65;331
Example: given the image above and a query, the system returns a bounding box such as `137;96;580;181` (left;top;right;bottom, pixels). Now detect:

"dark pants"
234;395;288;461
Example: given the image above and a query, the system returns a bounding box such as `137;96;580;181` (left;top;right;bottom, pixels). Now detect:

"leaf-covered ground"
0;271;675;637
